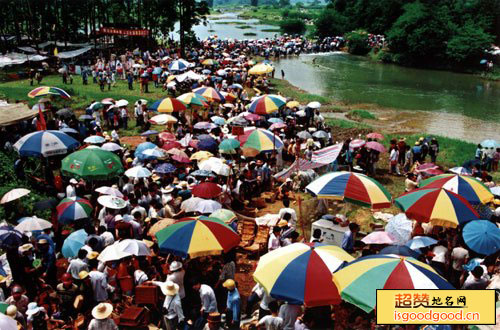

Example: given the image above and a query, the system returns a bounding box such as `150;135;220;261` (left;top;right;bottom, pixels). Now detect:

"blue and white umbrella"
211;116;226;126
406;236;438;250
449;167;472;176
135;142;157;160
191;169;215;177
14;130;79;157
141;148;165;159
481;139;499;148
84;135;106;144
229;83;243;90
125;165;152;178
155;163;176;174
168;59;190;72
0;226;24;247
60;127;79;134
62;229;88;258
385;213;413;245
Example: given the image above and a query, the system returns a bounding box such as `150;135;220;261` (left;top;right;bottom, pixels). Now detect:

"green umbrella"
209;209;237;224
62;148;124;180
219;138;240;153
89;102;104;111
0;302;8;314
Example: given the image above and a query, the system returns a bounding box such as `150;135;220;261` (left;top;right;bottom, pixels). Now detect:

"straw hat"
78;270;89;280
159;280;179;296
161;186;174;194
169;261;183;272
92;302;113;320
151;173;161;182
177;181;189;189
6;305;17;317
19;243;33;253
222;279;235;290
87;251;99;260
278;219;288;228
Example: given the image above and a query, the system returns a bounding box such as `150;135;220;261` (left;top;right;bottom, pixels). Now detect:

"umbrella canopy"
0;188;30;204
181;197;205;212
349;139;365;149
418;174;493;205
95;186;124;198
406;236;438;250
268;117;284;124
297;131;312;140
361;231;395;245
395;188;479;227
84;135;106;144
190;151;214;161
254;243;354;306
191;170;215;178
286;101;300;108
219;138;241;152
248;95;286;115
101;142;122;152
306;171;392;209
115;99;129;107
155;216;240;258
244;113;261;122
365;141;386;153
148;218;176;237
0;226;24;247
248;63;274;75
169;59;190;71
202;58;218;66
15;216;52;232
449;166;472;176
270;122;287;131
98;241;131;262
97;195;127;209
379;245;421;258
62;149;124;180
194;87;225;103
141;130;159;136
384;213;412;245
211;116;226;126
56;108;74;118
57;197;92;224
89;102;104;111
307;101;321;109
196;199;222;214
463;220;500;255
155;163;176;174
192;182;222;199
194;122;217;130
28;86;70;99
244;128;283;152
150;114;178;125
159;132;176;142
102;98;115;105
416;163;444;176
149;97;187;113
135;142;157;160
125;165;152;178
312;130;329;139
210;209;237;224
366;132;384;140
480;139;498;148
177;93;208;107
332;255;454;312
117;239;151;257
14;130;79;157
141;148;166;159
161;141;182;151
62;229;88;258
199;157;231;176
0;312;18;330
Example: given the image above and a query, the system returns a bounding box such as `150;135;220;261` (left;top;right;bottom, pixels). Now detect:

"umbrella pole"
294;155;308;241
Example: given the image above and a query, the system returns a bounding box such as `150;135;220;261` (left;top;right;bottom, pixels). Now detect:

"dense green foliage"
345;30;371;55
280;19;307;34
316;0;498;68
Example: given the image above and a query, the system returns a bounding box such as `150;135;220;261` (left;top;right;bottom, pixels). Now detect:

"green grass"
236;25;252;29
269;78;330;104
347;109;377;120
325;118;372;129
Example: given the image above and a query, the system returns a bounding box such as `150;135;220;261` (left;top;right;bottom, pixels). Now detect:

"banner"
100;27;149;36
312;143;343;164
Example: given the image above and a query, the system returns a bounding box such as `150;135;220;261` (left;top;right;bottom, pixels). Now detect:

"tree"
446;21;493;65
345;29;371;55
279;0;291;6
177;0;210;57
280;18;307;35
315;8;348;38
251;0;259;6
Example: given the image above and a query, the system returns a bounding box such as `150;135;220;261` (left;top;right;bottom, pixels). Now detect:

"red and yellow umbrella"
248;94;286;115
177;93;209;107
193;87;225;103
148;98;187;113
28;86;71;99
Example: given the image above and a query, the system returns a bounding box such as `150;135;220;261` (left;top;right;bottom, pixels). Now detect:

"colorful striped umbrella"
61;149;124;180
155;216;240;258
28;86;70;99
332;255;454;312
193;87;225;103
14;130;79;157
149;98;187;113
395;188;479;227
202;59;218;66
463;220;500;255
449;167;472;176
191;182;222;199
243;128;283;152
177;93;208;107
254;243;354;306
168;59;190;71
306;171;392;209
248;95;286;115
418;174;493;205
57;197;92;224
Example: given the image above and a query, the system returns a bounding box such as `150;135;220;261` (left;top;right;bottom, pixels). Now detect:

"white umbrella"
117;239;151;256
196;199;222;214
84;135;106;144
150;114;178;125
95;186;124;198
98;241;130;262
295;110;306;117
307;101;321;109
0;312;17;330
125;165;152;178
116;99;129;107
141;148;166;159
97;196;127;209
199;157;232;176
101;142;123;152
1;188;30;204
385;213;413;245
15;216;53;232
181;197;205;212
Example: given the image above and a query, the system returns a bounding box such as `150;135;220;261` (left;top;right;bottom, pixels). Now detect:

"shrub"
279;18;306;35
347;109;376;120
345;30;371;55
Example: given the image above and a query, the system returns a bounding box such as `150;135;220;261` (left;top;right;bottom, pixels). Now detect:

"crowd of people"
0;34;499;330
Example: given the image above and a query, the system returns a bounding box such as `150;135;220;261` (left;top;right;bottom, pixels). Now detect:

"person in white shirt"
192;280;217;328
278;302;301;330
66;249;89;280
167;261;186;299
151;280;184;330
258;301;283;330
268;226;282;252
278;199;297;228
431;240;448;276
66;178;78;197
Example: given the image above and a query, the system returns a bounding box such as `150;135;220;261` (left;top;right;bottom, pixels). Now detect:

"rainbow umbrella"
148;98;187;113
193;87;225;103
202;59;218;66
418;174;493;205
28;86;71;99
155;216;240;258
243;128;283;153
306;171;392;209
177;93;208;107
57;197;92;224
248;95;286;115
254;243;353;306
395;188;479;227
332;255;454;312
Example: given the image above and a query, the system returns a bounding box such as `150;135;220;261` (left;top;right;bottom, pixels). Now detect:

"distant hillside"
214;0;326;6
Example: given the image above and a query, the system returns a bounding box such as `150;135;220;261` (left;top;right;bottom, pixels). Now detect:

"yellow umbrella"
249;63;274;75
286;101;300;108
190;151;214;161
167;75;177;82
148;218;176;237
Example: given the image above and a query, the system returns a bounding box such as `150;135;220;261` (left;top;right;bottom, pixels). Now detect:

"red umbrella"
162;141;182;151
172;155;191;163
159;132;176;142
192;182;222;199
189;139;199;149
366;141;386;153
366;132;384;140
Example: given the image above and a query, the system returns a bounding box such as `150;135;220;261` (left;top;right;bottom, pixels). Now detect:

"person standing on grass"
127;71;134;90
135;100;144;128
120;106;128;130
389;146;400;175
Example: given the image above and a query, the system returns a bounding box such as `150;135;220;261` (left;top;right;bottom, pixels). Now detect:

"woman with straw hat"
150;280;184;330
88;302;117;330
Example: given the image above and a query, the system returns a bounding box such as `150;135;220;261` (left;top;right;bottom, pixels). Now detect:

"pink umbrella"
194;122;217;130
159;132;176;142
366;141;386;153
270;122;287;130
361;231;396;245
367;132;384;140
349;139;366;149
244;113;262;121
172;155;191;163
